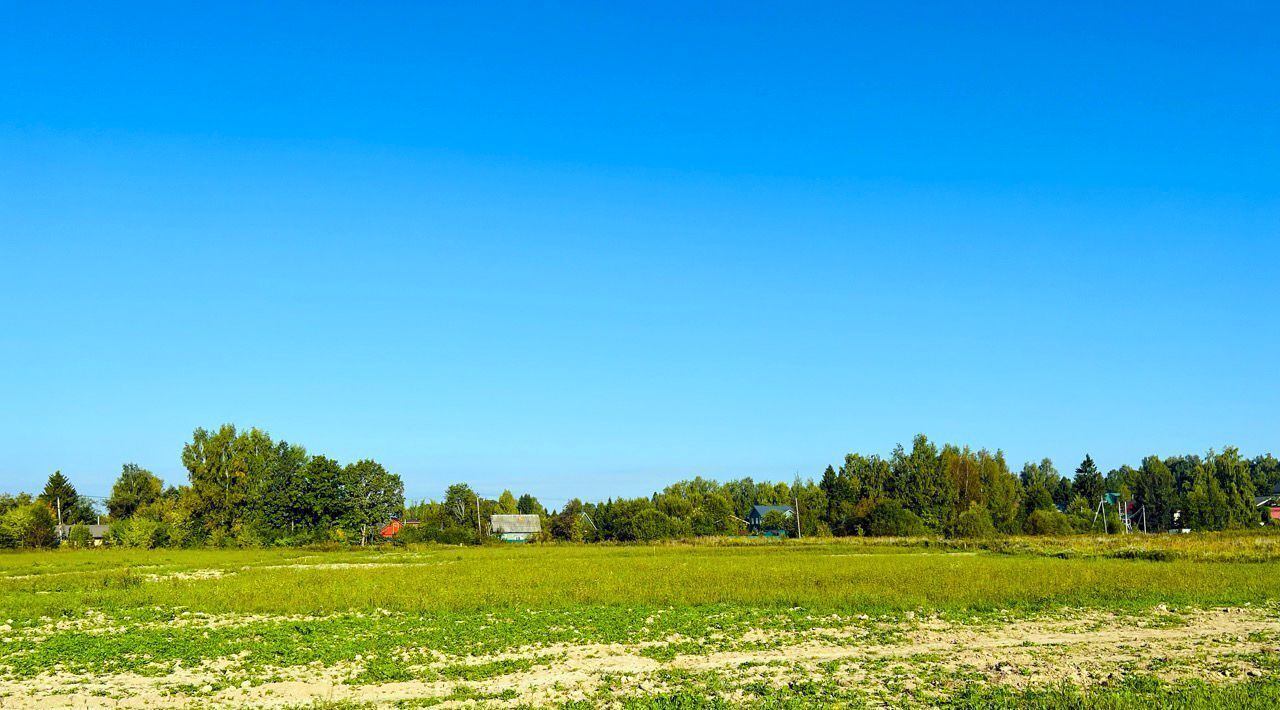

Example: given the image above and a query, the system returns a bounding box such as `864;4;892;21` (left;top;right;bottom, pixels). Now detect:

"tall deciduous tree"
1205;447;1256;528
495;490;519;514
1252;455;1280;495
979;450;1021;534
182;425;277;534
443;483;479;533
343;460;404;544
941;446;982;515
253;441;309;534
890;434;954;531
0;503;57;548
301;455;347;529
107;464;163;519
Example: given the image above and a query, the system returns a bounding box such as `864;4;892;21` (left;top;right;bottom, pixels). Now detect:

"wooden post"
794;497;802;539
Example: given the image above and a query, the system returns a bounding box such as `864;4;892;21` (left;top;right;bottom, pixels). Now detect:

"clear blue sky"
2;2;1277;506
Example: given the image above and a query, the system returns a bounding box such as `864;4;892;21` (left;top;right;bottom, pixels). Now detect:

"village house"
1255;484;1280;524
489;514;541;542
747;505;794;535
56;524;109;546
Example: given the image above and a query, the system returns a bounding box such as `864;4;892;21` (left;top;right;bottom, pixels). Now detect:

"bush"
759;510;792;535
110;518;170;548
949;503;996;539
864;500;927;537
1023;509;1075;536
630;509;683;542
0;503;58;548
393;525;477;545
67;523;94;548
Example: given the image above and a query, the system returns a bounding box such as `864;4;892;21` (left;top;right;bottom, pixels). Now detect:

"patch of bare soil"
1;607;1276;708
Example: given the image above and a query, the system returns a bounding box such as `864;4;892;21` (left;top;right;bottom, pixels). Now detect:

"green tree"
182;425;277;534
827;455;886;534
819;464;856;531
67;523;94;548
107;464;163;519
343;459;404;544
889;434;954;532
1063;494;1096;532
979;450;1021;534
1023;508;1074;535
252;441;309;535
631;508;682;541
1052;477;1074;508
301;456;348;529
1021;483;1056;519
1251;454;1280;494
550;498;589;542
496;490;519;514
941;446;983;515
1184;461;1228;530
1205;448;1256;529
38;471;93;524
443;483;480;538
760;509;792;535
949;502;996;539
691;492;735;536
1019;459;1059;492
0;503;57;548
863;500;927;537
790;477;826;537
1072;455;1105;504
1133;456;1176;531
516;493;545;516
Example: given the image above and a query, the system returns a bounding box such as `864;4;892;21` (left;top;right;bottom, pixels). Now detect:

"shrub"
1023;509;1074;536
111;518;170;548
864;500;927;537
0;503;58;548
949;503;996;539
759;510;792;535
67;523;94;548
631;509;682;542
393;525;477;545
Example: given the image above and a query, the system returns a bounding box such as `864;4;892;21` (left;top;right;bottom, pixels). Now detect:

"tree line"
1;428;1277;548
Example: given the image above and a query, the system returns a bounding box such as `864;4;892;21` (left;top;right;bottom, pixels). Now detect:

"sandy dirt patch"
0;607;1276;708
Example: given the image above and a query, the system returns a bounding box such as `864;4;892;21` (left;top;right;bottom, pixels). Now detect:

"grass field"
2;536;1279;708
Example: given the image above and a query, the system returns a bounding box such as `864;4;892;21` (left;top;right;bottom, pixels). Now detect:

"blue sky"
2;2;1277;505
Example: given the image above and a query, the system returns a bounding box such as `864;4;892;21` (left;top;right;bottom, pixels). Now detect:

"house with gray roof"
489;514;541;542
56;523;110;546
747;505;794;534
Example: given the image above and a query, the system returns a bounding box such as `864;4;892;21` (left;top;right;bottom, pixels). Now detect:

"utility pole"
476;494;482;542
1092;496;1108;534
794;496;802;540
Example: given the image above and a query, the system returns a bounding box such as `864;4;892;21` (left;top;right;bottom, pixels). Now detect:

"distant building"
489;514;541;542
380;519;402;538
747;505;794;534
56;524;109;546
1255;493;1280;524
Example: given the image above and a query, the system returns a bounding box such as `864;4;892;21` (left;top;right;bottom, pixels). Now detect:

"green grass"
1;537;1278;707
2;538;1278;619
